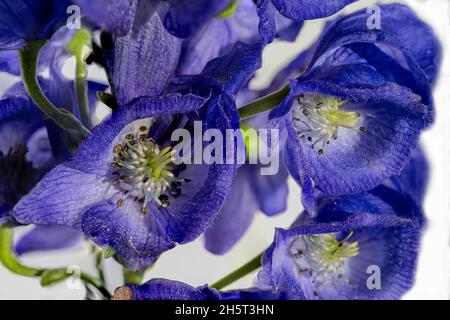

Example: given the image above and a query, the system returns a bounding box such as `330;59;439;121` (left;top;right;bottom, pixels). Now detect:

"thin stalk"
238;85;290;120
0;225;43;276
19;41;90;141
211;253;263;290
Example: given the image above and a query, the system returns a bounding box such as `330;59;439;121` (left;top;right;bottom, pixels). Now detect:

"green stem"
80;273;111;299
0;225;43;276
19;41;90;141
211;253;263;290
238;85;290;121
0;225;111;299
123;268;145;285
74;55;90;128
67;29;92;128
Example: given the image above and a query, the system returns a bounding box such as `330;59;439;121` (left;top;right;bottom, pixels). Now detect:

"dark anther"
184;178;191;183
159;195;169;201
97;92;119;112
307;137;312;142
359;127;367;132
318;149;324;155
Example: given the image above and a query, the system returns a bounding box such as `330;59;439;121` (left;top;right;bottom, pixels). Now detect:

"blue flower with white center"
265;4;439;214
12;93;237;270
112;278;284;300
0;0;72;50
258;183;424;300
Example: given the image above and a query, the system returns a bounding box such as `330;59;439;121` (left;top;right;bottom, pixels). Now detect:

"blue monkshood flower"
258;183;424;300
112;278;284;300
170;42;270;255
0;80;95;253
74;0;301;79
12;93;238;270
166;0;303;75
73;0;136;37
1;78;103;222
262;4;441;103
266;5;439;213
256;0;357;43
0;25;105;252
0;0;72;50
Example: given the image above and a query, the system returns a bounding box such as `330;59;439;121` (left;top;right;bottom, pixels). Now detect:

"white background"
0;0;449;299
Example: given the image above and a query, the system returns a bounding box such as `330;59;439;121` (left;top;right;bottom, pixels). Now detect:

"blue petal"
15;225;82;255
82;195;176;270
0;50;20;75
0;94;43;153
365;4;441;86
249;163;288;216
388;147;429;204
0;0;71;49
0;205;10;224
256;0;355;43
73;0;135;36
276;66;428;196
116;278;220;300
271;0;356;20
201;42;263;95
204;166;258;255
306;4;439;111
12;163;116;229
162;0;228;39
178;0;261;75
103;0;182;105
114;278;281;300
259;188;423;300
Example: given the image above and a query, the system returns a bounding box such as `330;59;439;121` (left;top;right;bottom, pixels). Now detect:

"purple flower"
258;184;424;300
256;0;356;42
0;0;72;49
112;278;283;300
12;93;237;269
73;0;136;36
266;4;439;214
101;0;182;106
0;81;87;254
170;0;303;74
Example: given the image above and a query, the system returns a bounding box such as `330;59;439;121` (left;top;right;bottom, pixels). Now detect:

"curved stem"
211;253;263;290
74;55;90;128
0;225;43;276
67;29;92;128
80;273;111;299
0;225;111;299
238;85;290;121
19;41;90;141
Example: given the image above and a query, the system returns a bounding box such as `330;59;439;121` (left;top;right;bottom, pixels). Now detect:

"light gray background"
0;0;449;299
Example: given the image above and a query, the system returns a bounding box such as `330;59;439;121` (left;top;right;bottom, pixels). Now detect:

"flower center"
111;125;190;213
292;94;366;155
289;231;359;297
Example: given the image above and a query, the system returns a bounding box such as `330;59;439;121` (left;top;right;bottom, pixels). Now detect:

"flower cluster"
0;0;441;300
